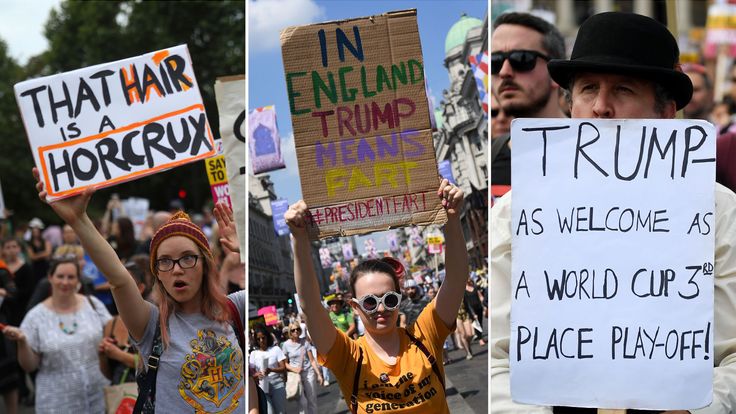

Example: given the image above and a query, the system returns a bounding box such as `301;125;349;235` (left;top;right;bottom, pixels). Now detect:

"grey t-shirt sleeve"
227;290;245;328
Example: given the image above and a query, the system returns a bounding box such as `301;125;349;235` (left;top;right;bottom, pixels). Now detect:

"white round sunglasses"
351;291;402;314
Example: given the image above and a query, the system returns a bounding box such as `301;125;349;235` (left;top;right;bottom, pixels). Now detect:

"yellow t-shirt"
318;300;451;413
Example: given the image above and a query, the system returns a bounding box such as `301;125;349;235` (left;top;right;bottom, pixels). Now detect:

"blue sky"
248;0;487;252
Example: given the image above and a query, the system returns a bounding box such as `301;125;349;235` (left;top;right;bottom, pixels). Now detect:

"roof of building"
444;14;483;55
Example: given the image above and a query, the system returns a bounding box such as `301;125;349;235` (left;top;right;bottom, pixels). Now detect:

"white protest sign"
510;118;716;410
14;45;215;201
214;75;245;262
122;197;150;240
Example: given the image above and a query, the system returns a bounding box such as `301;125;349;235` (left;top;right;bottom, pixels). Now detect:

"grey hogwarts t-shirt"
133;291;245;413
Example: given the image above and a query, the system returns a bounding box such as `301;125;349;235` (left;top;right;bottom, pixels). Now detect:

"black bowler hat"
547;12;693;110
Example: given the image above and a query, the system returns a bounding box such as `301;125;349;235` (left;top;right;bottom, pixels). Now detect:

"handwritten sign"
14;45;215;201
215;75;246;262
280;9;446;239
271;199;290;236
205;139;231;208
257;305;279;326
510;118;716;410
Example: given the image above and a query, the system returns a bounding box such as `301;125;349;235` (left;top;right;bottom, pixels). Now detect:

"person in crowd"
682;63;713;120
1;237;35;407
97;260;149;385
2;257;111;413
717;129;736;194
108;217;138;263
491;92;513;139
26;218;51;285
250;323;287;414
491;11;736;413
464;278;486;346
281;322;323;414
0;259;19;414
53;224;83;259
30;171;245;412
286;179;469;413
1;238;34;326
454;296;475;361
491;12;567;204
326;293;356;338
398;278;430;328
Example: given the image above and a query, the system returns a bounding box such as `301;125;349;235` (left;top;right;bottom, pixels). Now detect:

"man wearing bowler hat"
490;12;736;413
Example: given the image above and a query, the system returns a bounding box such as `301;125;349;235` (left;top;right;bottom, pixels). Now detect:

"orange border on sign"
39;104;214;198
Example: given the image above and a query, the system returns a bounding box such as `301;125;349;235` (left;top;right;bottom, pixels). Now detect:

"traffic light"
178;188;187;199
288;298;293;304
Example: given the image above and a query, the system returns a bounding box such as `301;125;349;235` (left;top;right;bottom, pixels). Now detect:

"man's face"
405;286;417;299
570;72;675;119
491;93;513;138
491;24;555;117
684;72;711;119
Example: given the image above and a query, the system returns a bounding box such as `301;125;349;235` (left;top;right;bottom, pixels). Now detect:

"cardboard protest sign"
14;45;215;201
510;118;716;410
280;9;446;239
205;140;232;208
214;75;245;262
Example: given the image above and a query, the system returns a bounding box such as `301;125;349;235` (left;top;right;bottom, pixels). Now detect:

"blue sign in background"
271;199;290;236
438;160;456;185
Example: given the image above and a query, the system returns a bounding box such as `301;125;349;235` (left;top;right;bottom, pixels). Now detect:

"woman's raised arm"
285;200;336;354
433;179;470;328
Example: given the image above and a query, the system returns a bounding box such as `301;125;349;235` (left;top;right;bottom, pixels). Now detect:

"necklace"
59;318;78;335
52;298;78;335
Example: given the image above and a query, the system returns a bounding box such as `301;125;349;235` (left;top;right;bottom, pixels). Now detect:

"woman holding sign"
286;179;469;413
30;168;245;414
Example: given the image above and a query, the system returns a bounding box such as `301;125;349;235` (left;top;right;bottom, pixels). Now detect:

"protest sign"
510;118;716;410
205;140;231;208
121;197;150;240
257;305;279;326
249;106;286;174
438;159;456;185
280;9;446;239
271;199;290;236
15;45;215;201
214;75;245;262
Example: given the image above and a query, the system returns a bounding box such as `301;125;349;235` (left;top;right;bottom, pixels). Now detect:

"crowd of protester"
247;260;488;413
0;194;244;414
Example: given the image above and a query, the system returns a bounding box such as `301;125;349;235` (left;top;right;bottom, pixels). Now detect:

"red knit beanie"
149;211;213;275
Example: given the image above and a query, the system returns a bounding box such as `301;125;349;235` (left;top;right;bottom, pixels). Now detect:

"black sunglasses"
491;50;550;75
491;109;499;118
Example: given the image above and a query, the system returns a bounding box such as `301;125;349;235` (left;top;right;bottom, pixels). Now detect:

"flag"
249;105;286;174
468;50;489;115
319;247;332;268
342;243;354;261
364;238;377;259
438;160;457;185
387;232;400;252
271;199;290;236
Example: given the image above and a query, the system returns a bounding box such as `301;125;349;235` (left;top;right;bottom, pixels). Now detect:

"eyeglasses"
491;50;550;75
491;109;499;118
155;254;201;272
290;329;301;333
351;291;402;314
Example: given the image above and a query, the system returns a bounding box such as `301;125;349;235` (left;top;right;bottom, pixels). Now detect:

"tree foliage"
0;0;244;227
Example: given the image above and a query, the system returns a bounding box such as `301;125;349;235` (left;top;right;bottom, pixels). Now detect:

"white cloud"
248;0;325;52
280;132;299;177
0;0;61;65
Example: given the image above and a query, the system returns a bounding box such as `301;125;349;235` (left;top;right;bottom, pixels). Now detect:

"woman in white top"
3;257;111;413
250;323;287;414
282;322;323;414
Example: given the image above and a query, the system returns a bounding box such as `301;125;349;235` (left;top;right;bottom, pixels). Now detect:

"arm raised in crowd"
32;168;150;340
284;200;336;354
433;179;470;328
